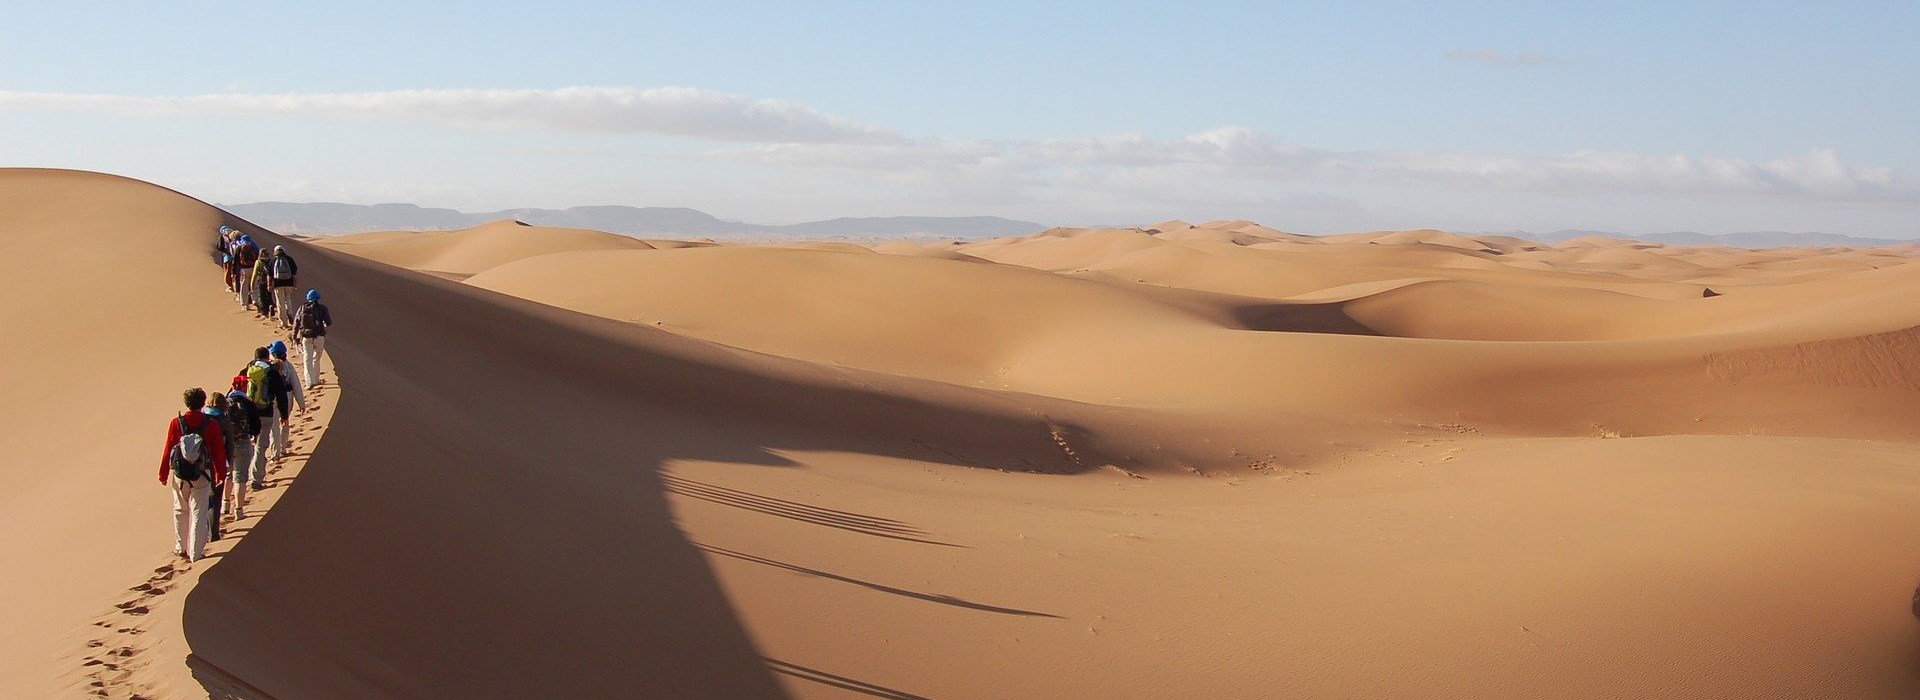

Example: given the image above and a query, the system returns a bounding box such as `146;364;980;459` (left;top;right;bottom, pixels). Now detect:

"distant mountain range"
1494;229;1917;249
221;202;1046;240
220;202;1912;249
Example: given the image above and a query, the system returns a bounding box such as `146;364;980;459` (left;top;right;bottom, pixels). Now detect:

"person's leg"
277;288;295;326
189;480;212;560
229;445;251;517
171;479;190;557
302;336;325;386
253;418;275;483
208;480;224;539
273;407;290;458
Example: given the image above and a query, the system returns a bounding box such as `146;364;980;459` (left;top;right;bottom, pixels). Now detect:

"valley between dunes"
6;168;1920;698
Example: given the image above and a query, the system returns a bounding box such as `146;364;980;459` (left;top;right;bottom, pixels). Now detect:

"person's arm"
322;305;333;329
285;363;307;411
159;417;178;484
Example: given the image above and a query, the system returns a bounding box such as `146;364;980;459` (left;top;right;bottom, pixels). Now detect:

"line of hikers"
217;225;305;332
163;227;334;562
217;225;332;387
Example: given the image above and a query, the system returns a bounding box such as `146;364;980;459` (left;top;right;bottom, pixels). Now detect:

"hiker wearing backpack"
202;394;234;541
267;245;300;329
222;385;263;507
231;234;260;310
269;341;307;444
248;343;305;467
226;377;265;491
244;348;281;479
251;249;276;320
218;227;237;293
159;388;228;562
213;226;231;269
293;289;333;388
206;392;260;531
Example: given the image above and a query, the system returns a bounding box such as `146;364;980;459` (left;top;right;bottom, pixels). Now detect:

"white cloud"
3;85;1912;232
0;87;895;144
714;127;1918;206
1445;48;1565;67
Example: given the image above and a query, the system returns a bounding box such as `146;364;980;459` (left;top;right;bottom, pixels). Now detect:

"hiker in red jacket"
159;388;228;562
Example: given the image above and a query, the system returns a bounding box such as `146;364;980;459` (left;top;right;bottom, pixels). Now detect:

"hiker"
231;234;260;309
226;377;266;491
207;391;261;530
267;245;300;328
267;341;307;462
293;289;333;388
218;227;237;292
159;388;227;562
244;348;283;479
251;248;275;319
248;343;305;467
202;394;234;540
212;226;231;268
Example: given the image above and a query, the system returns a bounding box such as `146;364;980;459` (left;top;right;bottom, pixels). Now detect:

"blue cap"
269;340;287;358
306;289;320;302
239;235;252;243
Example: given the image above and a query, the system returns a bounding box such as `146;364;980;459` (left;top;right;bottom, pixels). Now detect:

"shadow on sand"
697;543;1060;618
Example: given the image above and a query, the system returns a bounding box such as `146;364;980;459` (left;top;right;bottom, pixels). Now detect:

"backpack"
233;242;258;267
245;362;274;407
171;415;208;483
227;395;260;438
271;255;295;282
297;303;324;338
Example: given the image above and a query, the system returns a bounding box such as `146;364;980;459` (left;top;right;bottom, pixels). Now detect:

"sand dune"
320;220;662;279
9;170;1920;698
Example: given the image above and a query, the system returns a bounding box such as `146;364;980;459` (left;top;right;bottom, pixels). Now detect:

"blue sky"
2;1;1915;235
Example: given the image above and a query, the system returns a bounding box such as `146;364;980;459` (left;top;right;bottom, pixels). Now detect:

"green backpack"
245;362;274;407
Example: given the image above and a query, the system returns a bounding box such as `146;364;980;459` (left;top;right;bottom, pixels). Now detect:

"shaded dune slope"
182;193;1238;697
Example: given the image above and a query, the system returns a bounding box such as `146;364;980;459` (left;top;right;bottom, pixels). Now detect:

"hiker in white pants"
292;289;333;387
274;287;297;328
300;335;325;387
172;476;213;560
160;389;227;562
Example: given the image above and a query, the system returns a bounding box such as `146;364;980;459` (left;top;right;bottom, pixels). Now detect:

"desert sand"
5;168;1920;698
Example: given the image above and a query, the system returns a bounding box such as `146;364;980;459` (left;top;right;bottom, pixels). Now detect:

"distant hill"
1500;229;1916;249
221;202;1045;240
